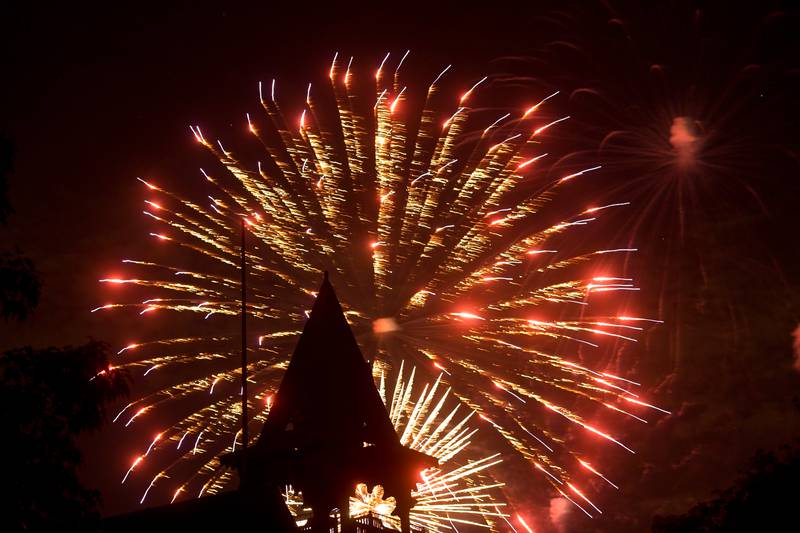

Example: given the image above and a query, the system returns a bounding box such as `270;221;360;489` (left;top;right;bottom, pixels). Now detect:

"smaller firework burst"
282;362;508;531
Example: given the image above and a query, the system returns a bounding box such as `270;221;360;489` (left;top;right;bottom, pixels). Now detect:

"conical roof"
223;272;437;519
256;272;398;450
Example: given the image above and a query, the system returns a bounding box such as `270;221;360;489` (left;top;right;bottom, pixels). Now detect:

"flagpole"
241;218;248;452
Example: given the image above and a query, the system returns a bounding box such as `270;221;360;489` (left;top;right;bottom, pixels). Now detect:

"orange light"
329;51;338;80
526;249;557;255
517;515;535;533
390;87;406;114
450;311;485;320
137;178;157;190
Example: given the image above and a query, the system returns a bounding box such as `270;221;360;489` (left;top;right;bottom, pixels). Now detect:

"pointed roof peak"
308;271;344;326
257;272;397;447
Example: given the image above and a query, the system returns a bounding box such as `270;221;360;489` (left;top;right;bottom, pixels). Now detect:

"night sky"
3;2;800;531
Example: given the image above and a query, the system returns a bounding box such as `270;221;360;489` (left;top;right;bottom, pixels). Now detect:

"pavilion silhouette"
230;271;435;532
104;272;434;532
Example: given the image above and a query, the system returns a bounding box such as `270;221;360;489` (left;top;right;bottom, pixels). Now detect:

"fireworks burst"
515;2;800;387
101;52;669;525
385;363;509;531
284;363;508;530
524;2;781;227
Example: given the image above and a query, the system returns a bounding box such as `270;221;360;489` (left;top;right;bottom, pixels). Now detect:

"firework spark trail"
101;53;669;525
365;365;507;530
276;364;505;529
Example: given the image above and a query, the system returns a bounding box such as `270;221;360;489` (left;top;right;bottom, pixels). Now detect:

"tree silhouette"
2;341;130;531
0;134;11;224
1;135;128;529
0;250;40;321
0;135;40;321
652;444;800;532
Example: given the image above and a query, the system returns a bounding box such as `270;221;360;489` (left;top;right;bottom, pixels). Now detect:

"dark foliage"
0;249;41;321
2;341;130;531
0;135;41;321
652;444;800;532
0;135;11;225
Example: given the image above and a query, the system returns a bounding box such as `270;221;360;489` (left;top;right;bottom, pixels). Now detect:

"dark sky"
3;1;800;531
